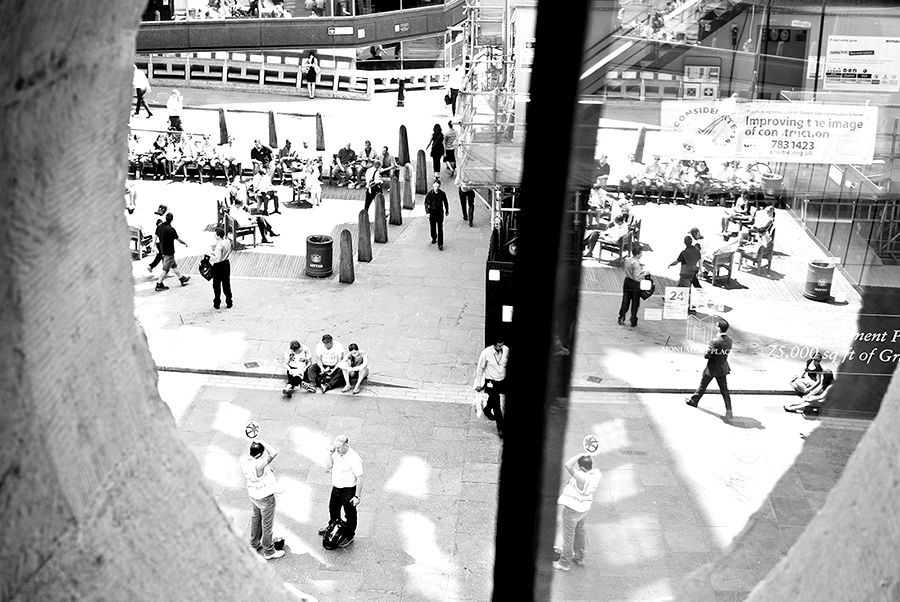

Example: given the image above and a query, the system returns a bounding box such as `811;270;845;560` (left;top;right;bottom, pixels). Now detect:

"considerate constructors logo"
670;105;738;151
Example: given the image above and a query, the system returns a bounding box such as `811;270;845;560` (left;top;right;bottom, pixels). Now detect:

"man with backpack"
319;435;363;548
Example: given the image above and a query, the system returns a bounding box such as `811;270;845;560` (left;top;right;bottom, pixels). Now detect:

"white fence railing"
138;54;449;100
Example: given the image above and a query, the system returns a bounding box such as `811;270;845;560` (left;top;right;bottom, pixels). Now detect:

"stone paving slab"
159;373;867;601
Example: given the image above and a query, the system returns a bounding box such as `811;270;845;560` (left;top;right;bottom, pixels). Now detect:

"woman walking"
425;123;445;177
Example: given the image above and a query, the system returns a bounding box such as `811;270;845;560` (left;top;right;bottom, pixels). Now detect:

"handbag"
444;94;452;106
199;255;213;281
639;275;655;300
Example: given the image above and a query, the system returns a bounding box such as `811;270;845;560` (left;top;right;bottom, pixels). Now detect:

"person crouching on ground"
283;340;316;396
339;343;369;395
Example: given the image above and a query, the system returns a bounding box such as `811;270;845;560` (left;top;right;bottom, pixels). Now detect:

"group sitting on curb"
283;335;369;397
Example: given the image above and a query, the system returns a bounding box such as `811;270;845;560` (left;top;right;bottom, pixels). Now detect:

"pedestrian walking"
424;179;449;250
132;65;153;118
474;339;509;438
210;227;232;309
154;212;190;291
146;205;167;276
447;66;463;116
425;123;445;176
668;235;702;312
458;180;475;227
166;89;183;132
363;159;383;212
618;244;647;327
443;121;458;176
318;435;363;547
553;453;602;571
240;440;285;560
685;317;734;421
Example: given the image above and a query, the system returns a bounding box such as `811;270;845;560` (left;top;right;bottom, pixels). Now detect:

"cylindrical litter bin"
804;260;834;301
306;235;333;278
762;173;783;199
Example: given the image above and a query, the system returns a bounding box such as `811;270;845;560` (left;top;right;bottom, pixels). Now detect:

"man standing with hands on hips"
685;317;734;421
475;339;510;438
319;435;363;547
424;179;449;250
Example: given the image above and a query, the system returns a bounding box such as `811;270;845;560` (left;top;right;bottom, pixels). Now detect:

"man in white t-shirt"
553;453;602;571
318;435;364;547
310;333;346;393
240;441;285;560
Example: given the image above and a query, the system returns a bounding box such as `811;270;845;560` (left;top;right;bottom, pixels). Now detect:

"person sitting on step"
283;340;316;396
784;370;833;413
339;343;369;395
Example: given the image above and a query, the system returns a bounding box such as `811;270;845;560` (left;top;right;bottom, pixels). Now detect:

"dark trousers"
619;280;641;325
168;115;183;131
149;244;163;268
429;214;444;246
450;88;459;115
690;372;732;411
309;364;345;391
677;272;702;288
584;230;600;255
256;216;275;240
364;183;382;211
483;378;505;435
258;191;278;214
459;188;475;224
211;260;232;308
134;88;152;116
328;485;358;538
432;154;441;174
287;365;315;387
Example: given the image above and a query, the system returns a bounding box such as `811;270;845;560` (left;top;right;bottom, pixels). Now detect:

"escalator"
136;0;466;53
578;0;748;95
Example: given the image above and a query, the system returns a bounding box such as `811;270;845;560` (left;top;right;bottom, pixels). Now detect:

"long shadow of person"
695;406;765;429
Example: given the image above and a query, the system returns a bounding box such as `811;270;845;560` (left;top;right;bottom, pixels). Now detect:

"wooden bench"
702;251;734;286
629;218;642;245
128;226;153;260
739;241;774;274
224;213;257;248
216;198;228;227
599;230;633;262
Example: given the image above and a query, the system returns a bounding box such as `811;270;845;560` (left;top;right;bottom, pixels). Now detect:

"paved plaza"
136;89;871;600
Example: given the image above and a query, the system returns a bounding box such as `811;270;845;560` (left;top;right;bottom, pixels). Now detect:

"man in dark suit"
685;318;733;420
424;179;449;250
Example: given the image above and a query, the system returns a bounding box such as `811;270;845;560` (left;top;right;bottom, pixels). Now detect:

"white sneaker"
264;550;285;560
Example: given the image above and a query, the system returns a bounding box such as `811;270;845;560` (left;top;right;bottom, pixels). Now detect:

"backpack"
322;519;347;550
199;255;213;281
